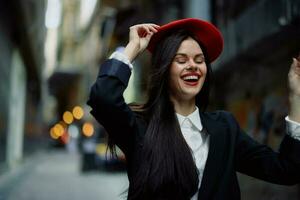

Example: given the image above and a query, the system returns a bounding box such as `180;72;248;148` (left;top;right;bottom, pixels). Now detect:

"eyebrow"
175;53;204;57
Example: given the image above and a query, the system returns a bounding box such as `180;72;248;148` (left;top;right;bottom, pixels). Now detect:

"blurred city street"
1;0;300;199
0;150;128;200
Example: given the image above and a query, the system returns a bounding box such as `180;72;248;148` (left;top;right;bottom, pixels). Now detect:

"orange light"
63;111;74;124
50;127;59;139
72;106;84;120
82;122;94;137
53;123;64;137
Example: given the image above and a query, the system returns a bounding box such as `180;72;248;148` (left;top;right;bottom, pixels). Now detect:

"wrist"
289;94;300;123
124;41;140;63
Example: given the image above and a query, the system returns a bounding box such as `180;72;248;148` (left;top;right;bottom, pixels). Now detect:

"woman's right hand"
124;23;160;62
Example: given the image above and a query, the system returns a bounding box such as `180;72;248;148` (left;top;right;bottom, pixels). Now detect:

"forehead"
176;37;203;55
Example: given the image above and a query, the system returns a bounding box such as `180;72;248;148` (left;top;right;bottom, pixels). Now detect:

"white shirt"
176;107;209;200
110;51;300;199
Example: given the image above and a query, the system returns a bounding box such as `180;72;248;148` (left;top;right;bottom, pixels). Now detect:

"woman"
87;18;300;200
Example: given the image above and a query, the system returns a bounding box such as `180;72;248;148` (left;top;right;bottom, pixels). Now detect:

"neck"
170;96;196;116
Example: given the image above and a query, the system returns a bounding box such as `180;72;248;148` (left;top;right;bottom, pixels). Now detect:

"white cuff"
109;51;133;70
285;116;300;140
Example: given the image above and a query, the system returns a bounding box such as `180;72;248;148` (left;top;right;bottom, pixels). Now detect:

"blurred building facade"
0;0;47;172
46;0;102;119
0;0;105;173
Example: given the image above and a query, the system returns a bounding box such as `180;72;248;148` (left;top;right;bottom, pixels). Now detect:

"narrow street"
0;150;129;200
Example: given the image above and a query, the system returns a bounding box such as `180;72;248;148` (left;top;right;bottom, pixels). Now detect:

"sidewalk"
0;149;129;200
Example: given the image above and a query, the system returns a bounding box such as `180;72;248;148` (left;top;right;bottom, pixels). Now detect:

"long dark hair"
128;30;212;199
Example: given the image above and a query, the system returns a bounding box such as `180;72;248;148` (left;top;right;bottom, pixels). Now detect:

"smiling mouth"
181;74;200;86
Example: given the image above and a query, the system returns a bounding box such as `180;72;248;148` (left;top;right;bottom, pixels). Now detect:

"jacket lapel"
197;112;228;199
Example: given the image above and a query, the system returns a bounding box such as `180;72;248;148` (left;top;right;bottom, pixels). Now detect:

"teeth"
183;75;199;81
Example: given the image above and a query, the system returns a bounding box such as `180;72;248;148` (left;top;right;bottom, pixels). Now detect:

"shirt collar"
176;107;203;131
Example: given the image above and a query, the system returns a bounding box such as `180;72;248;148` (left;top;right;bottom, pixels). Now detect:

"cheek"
169;64;182;82
201;64;208;78
170;63;181;74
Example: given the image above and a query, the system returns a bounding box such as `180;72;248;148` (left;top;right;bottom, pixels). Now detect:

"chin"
185;88;201;95
181;91;199;100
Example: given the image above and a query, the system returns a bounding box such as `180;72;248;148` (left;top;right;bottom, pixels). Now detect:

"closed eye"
195;60;204;64
174;57;187;64
195;55;205;63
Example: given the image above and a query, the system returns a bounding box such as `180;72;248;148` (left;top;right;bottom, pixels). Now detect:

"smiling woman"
87;18;300;200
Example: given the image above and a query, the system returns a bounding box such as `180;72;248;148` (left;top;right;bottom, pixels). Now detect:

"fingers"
146;24;160;33
132;23;160;31
144;31;154;42
130;23;160;37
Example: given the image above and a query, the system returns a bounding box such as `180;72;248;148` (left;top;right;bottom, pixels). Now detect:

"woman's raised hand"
124;23;160;62
288;54;300;122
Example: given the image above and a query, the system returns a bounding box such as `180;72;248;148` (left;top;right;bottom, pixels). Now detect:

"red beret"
147;18;224;63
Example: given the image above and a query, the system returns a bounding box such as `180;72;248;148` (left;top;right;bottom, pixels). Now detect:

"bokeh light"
63;111;74;124
72;106;84;120
53;123;64;137
82;122;94;137
50;127;59;139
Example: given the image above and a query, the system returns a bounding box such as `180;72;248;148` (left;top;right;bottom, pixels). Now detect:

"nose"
186;60;198;71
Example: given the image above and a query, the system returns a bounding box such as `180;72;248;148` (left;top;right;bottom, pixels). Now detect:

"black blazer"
87;59;300;200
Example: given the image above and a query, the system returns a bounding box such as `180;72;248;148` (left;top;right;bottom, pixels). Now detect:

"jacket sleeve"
86;59;137;155
225;112;300;185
